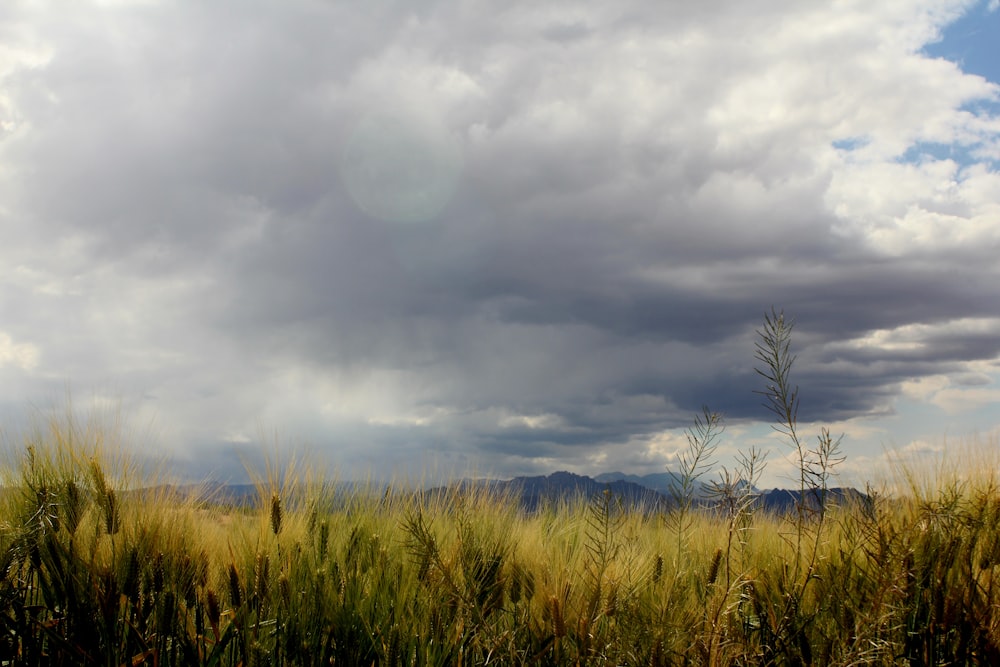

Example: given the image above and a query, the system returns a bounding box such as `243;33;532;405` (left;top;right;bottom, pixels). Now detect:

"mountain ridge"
148;471;865;514
425;470;865;514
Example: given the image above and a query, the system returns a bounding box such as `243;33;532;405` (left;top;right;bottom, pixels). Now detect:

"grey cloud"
0;0;997;482
953;372;993;386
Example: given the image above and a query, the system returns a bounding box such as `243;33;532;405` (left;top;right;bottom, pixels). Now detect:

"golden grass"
3;411;1000;665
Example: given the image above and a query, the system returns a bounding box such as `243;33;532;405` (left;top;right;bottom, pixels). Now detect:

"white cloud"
900;374;953;401
0;332;39;371
930;385;1000;414
498;412;566;430
830;318;1000;356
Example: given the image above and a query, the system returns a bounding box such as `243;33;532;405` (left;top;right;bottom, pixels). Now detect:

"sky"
1;0;999;488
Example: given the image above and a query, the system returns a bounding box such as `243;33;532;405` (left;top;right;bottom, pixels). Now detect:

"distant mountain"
420;471;670;512
427;472;866;515
505;471;670;512
755;487;869;514
124;482;259;505
594;471;699;496
166;473;865;515
594;471;757;497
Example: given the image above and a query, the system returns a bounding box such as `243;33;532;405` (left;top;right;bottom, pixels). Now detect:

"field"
2;422;1000;666
3;313;999;665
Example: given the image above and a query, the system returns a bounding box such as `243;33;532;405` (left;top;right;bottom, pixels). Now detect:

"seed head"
228;563;242;608
707;548;723;586
270;493;283;536
550;595;566;638
206;589;221;637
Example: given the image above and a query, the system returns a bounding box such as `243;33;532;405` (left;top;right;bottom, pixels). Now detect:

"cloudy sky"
1;0;999;487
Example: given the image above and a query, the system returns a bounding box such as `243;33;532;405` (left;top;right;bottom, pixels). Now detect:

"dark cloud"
0;0;997;484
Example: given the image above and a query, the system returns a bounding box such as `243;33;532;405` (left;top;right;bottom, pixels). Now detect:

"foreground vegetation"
4;431;1000;666
2;311;999;665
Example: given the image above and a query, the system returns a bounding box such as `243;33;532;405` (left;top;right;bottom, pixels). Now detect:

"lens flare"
340;111;462;223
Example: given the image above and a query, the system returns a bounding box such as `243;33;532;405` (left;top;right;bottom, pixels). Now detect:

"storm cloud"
1;0;998;484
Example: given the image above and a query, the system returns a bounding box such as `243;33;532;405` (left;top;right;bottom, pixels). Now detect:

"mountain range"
421;470;865;514
170;471;865;514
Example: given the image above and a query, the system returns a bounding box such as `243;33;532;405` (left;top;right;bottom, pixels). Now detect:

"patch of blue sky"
905;1;1000;172
832;136;870;152
960;97;1000;117
922;0;1000;86
898;141;1000;171
828;137;999;172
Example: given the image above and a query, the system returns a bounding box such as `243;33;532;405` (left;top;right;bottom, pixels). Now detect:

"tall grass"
2;317;999;665
3;429;1000;664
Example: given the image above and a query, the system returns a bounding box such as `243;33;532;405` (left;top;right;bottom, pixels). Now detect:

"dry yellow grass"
5;380;1000;665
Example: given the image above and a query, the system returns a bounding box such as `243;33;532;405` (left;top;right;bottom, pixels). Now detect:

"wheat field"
2;418;1000;666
